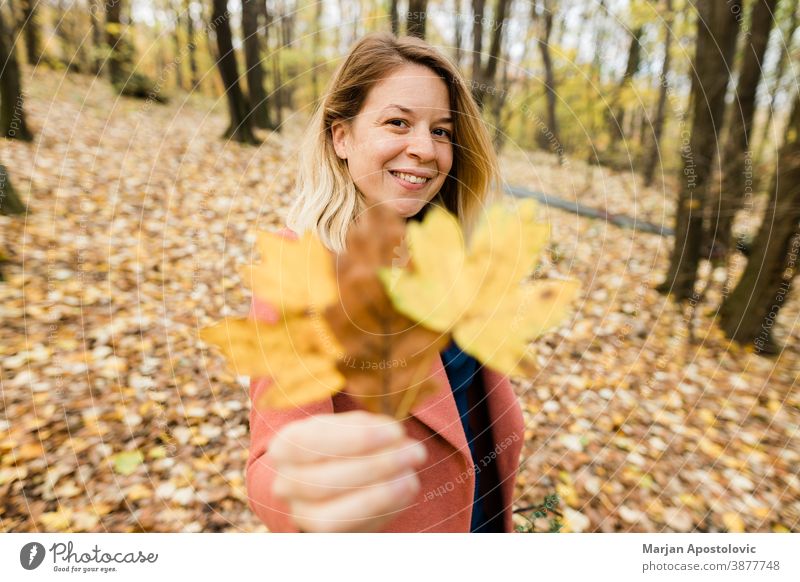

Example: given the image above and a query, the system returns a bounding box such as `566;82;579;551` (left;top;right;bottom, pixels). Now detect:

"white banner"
2;533;798;581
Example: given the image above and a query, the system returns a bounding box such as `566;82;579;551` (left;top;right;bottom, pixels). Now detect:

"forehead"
362;64;451;115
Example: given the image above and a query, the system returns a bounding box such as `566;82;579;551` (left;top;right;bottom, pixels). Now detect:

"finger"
273;438;427;501
269;411;406;464
290;470;421;533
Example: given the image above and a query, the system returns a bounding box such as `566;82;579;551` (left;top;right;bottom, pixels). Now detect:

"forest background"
0;0;798;533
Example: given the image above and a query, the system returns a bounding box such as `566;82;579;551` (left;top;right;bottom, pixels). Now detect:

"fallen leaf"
111;450;144;476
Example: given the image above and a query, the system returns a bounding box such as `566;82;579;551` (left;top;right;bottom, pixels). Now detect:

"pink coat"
244;231;526;532
247;301;524;532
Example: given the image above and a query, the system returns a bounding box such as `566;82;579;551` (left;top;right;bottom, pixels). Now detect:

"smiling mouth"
389;170;431;184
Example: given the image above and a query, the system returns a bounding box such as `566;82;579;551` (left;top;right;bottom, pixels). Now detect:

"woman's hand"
268;410;428;533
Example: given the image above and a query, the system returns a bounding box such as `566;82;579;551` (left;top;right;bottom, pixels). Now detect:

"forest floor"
2;69;798;533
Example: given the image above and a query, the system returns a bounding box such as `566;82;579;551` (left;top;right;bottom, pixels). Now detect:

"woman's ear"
331;120;349;160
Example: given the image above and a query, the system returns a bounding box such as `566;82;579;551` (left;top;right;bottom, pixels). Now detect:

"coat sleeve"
246;374;333;532
244;228;335;532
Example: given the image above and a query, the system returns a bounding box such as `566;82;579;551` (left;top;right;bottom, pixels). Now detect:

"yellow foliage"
241;231;337;314
380;201;579;376
200;316;345;409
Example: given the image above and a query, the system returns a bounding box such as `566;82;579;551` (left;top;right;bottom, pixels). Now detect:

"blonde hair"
287;32;501;252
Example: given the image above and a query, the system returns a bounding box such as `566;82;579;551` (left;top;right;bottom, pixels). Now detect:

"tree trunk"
607;26;644;147
311;0;322;104
533;0;562;162
280;8;296;111
491;40;511;151
483;0;509;84
186;0;199;89
389;0;400;35
657;0;740;301
0;164;26;281
0;7;33;141
755;0;798;162
173;3;185;90
0;165;27;215
643;0;674;186
709;0;777;261
471;0;509;110
210;0;258;144
407;0;427;39
265;3;283;129
89;0;103;74
719;94;800;353
471;0;485;93
242;0;273;129
105;0;128;87
453;0;463;67
20;0;40;65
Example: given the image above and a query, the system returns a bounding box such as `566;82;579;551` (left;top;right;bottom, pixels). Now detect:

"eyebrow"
383;104;453;124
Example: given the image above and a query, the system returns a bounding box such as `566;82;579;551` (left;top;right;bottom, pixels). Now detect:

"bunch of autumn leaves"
201;201;579;419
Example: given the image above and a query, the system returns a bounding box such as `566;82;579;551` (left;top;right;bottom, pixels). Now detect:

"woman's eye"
387;119;408;128
433;128;452;139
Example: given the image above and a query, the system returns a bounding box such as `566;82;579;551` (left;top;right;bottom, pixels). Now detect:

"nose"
405;130;436;162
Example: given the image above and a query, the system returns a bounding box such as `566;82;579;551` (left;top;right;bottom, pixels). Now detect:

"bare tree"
89;0;104;74
0;165;26;216
172;0;185;90
389;0;399;35
264;1;283;129
755;0;798;162
708;0;777;261
0;6;33;141
532;0;562;161
471;0;485;83
311;0;323;104
186;0;199;89
719;93;800;353
242;0;274;128
210;0;258;143
643;0;674;186
657;0;740;301
606;25;645;148
19;0;41;65
105;0;128;87
453;0;464;66
407;0;428;39
471;0;510;110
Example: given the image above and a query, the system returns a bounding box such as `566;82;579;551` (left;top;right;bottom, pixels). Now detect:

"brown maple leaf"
324;204;450;419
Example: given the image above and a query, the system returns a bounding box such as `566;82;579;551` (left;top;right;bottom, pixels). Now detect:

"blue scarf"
440;340;492;532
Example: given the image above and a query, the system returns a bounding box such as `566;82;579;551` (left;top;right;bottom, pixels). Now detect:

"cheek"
439;144;454;177
362;138;403;177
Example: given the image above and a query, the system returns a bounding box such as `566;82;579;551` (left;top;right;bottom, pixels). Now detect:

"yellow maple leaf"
379;200;579;376
200;315;345;409
240;231;337;315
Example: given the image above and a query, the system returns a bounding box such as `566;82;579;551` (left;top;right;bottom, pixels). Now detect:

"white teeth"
391;171;430;184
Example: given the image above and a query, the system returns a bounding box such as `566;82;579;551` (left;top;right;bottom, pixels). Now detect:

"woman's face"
331;64;455;218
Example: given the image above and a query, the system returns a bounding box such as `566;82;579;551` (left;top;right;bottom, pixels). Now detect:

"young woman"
246;32;525;533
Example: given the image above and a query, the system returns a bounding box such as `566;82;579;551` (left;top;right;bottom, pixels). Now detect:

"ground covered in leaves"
2;69;798;533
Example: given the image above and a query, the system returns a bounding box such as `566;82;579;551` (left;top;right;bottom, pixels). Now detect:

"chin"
387;197;428;218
